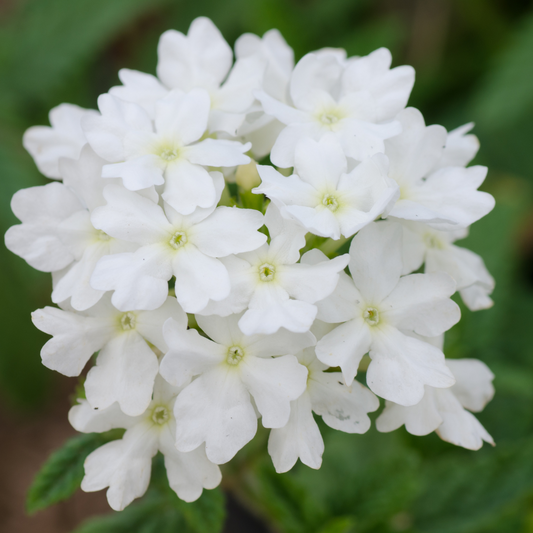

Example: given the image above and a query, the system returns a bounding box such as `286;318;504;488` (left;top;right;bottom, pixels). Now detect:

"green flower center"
120;312;137;331
320;113;339;125
227;346;244;365
169;231;187;249
160;148;180;161
97;230;111;241
363;307;380;326
151;405;170;425
259;263;275;282
322;194;339;212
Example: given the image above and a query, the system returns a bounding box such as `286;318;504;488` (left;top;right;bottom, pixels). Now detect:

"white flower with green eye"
377;335;495;450
314;221;460;406
32;295;185;417
89;181;266;313
5;145;137;311
159;312;313;464
255;48;413;167
70;376;222;510
255;134;398;239
199;204;349;335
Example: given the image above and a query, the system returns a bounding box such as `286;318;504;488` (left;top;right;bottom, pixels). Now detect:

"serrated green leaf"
26;431;122;514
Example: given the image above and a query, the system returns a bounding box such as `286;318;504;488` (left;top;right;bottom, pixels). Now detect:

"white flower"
70;377;221;510
256;48;414;167
157;17;266;135
22;103;97;179
314;222;460;406
159;313;312;464
268;326;379;473
199;204;349;335
377;336;495;450
90;182;266;313
387;218;494;310
82;90;250;215
5;146;136;310
32;295;184;416
255;134;398;239
385;108;495;229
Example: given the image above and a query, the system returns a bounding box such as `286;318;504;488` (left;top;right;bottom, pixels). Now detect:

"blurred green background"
1;0;533;531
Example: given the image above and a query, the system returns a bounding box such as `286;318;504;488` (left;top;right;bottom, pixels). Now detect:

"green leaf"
26;431;122;514
317;516;357;533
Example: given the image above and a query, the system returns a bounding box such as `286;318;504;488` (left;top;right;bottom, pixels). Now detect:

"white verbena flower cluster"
6;17;497;511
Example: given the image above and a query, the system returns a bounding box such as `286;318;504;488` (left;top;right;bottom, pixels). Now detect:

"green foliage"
73;455;225;533
26;431;123;514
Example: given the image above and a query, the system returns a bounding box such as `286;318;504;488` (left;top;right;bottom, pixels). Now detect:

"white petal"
268;393;324;473
157;18;232;91
31;306;112;376
155;89;209;144
434;388;494;450
92;184;172;245
81;423;158;510
446;358;495;412
174;367;257;464
186;138;251;167
159;426;222;502
192;207;266;257
278;254;349;303
437;122;479;169
160;320;224;388
270;122;322;168
367;326;455;406
69;400;139;433
385;108;446;187
238;283;317;335
382;272;460;337
162;160;217;215
85;332;159;416
102;155;165;190
5;183;83;272
310;374;379;433
135;297;187;352
90;245;172;311
246;328;316;358
293;134;347;190
348;221;402;304
240;354;308;428
315;319;372;385
173;246;230;313
109;68;168;117
376;389;443;435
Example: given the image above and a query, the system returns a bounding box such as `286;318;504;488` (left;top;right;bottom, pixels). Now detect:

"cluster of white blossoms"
6;17;497;511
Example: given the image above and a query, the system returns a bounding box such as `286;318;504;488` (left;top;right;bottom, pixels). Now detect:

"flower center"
120;312;137;331
159;147;180;161
322;194;339;212
259;263;275;282
227;346;244;365
424;233;444;249
320;113;339;125
363;307;380;326
97;230;111;241
169;231;187;249
151;405;170;425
